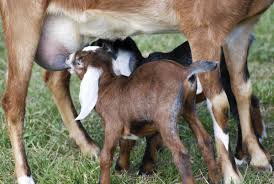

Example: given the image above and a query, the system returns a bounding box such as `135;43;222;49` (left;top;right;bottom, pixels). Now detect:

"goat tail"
186;60;217;80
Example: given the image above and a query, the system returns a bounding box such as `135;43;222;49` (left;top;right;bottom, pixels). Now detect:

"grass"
0;6;273;184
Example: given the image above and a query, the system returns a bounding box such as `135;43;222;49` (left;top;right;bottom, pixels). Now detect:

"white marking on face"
76;66;102;120
82;46;100;52
18;176;35;184
196;76;203;94
112;49;132;77
65;53;76;74
207;98;229;150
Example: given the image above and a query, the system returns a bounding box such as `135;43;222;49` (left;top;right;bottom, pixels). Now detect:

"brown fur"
70;49;219;184
0;0;273;182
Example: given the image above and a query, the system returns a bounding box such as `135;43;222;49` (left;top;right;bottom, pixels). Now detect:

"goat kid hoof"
138;164;155;176
114;160;128;172
18;176;35;184
208;169;222;184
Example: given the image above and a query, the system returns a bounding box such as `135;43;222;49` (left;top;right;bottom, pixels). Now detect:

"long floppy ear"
75;66;102;121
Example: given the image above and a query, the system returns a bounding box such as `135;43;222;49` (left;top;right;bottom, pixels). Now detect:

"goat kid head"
66;46;115;120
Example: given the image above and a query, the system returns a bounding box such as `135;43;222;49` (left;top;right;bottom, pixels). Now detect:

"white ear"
75;66;102;121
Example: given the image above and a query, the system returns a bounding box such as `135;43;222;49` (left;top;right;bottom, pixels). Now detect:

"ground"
0;6;273;184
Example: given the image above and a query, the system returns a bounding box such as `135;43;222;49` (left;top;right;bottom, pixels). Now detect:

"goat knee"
2;92;25;123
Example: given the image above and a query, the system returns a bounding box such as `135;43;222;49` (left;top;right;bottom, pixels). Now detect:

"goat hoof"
115;159;129;172
18;175;35;184
138;163;155;175
223;169;242;184
208;167;221;184
250;155;273;172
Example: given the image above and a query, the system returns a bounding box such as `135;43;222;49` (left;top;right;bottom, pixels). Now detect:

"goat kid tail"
186;60;218;80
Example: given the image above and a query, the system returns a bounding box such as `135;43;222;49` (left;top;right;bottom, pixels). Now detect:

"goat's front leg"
223;17;273;170
44;71;100;158
100;121;122;184
187;28;242;184
1;1;48;183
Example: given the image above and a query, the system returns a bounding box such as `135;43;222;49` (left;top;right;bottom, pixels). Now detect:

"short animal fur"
0;1;273;183
67;47;218;184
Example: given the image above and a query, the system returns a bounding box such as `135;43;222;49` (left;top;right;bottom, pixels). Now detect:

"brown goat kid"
66;47;218;184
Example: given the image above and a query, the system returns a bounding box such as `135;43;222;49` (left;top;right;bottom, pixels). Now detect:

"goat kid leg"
139;133;163;175
183;98;220;184
0;1;48;183
44;71;99;158
223;17;273;171
188;30;242;184
100;123;122;184
157;122;195;184
115;139;136;172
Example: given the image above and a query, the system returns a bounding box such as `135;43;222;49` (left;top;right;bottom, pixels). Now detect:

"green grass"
0;6;273;184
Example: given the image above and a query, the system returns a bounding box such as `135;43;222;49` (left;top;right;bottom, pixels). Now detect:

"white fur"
82;46;100;52
196;76;203;94
47;3;179;40
76;66;102;120
112;50;132;77
239;79;252;96
262;122;267;138
207;99;229;150
18;176;35;184
234;157;247;166
122;134;140;140
65;53;76;74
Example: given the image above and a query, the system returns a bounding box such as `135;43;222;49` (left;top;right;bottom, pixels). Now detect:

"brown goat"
66;47;218;184
0;1;273;183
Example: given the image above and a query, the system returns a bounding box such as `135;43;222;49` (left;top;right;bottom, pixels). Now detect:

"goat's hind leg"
187;29;242;184
44;71;99;158
220;46;266;163
223;17;273;170
115;139;136;172
139;133;163;175
157;121;195;184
